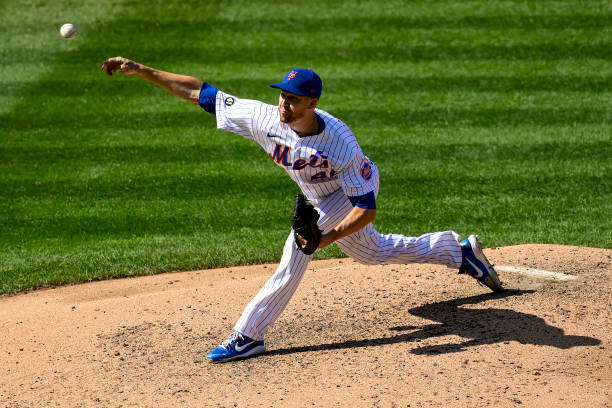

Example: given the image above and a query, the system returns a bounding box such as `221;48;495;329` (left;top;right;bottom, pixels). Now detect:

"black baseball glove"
292;194;322;255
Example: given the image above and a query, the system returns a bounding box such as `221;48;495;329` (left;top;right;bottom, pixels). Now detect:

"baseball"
60;23;77;39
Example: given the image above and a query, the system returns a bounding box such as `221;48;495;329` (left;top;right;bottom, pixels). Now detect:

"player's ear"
309;97;318;109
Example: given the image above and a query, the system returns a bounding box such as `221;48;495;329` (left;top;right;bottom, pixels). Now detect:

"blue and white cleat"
207;332;266;363
459;235;503;292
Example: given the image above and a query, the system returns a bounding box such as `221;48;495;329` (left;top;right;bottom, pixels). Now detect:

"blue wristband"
199;82;218;114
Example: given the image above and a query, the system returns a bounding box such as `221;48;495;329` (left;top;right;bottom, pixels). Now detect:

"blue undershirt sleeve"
199;82;219;114
348;191;376;209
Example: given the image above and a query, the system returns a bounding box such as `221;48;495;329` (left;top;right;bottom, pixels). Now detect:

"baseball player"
100;57;503;363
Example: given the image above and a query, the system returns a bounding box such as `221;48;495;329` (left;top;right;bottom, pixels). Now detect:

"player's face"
278;91;316;123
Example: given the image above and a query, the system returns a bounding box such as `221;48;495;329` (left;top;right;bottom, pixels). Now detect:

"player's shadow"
268;290;601;357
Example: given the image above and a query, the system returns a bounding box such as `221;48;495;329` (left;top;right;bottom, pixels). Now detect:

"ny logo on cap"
287;70;298;80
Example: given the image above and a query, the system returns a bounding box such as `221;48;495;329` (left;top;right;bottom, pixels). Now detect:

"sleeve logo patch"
225;97;235;106
360;158;373;181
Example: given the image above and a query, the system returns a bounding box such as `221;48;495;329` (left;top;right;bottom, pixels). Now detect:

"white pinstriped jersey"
214;90;378;203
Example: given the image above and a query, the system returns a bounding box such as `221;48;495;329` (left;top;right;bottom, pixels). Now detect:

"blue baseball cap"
269;68;322;99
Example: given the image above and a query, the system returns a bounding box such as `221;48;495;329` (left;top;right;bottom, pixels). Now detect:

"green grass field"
1;0;610;294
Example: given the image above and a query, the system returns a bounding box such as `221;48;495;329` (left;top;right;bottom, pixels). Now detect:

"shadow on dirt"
268;290;601;357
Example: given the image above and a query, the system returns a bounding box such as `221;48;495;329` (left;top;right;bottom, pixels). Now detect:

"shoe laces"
221;332;244;350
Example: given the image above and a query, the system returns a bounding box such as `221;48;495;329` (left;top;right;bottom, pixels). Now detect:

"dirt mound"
1;245;610;407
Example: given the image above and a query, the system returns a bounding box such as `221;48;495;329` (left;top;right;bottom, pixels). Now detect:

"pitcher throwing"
100;57;503;363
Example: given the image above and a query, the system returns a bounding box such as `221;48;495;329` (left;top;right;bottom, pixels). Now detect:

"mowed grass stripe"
4;108;610;136
1;0;611;294
3;74;612;101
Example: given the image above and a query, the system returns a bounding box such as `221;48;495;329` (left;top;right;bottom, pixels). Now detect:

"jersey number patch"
311;169;338;181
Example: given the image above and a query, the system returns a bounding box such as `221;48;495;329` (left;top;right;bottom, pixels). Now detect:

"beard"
279;107;304;124
279;110;291;123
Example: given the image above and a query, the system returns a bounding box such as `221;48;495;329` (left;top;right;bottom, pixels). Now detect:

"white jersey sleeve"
215;90;266;140
338;150;378;198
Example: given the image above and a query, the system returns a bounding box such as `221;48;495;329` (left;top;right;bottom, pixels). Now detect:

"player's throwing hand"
100;56;139;76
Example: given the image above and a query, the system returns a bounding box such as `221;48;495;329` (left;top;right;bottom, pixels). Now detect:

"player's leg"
207;191;355;362
313;185;464;267
233;232;312;340
334;217;502;291
336;224;463;267
207;231;312;362
230;190;356;339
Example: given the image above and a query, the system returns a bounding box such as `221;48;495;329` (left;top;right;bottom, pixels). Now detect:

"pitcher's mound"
1;245;610;407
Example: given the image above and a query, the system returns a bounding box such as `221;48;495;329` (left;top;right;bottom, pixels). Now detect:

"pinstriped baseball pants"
234;187;463;341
